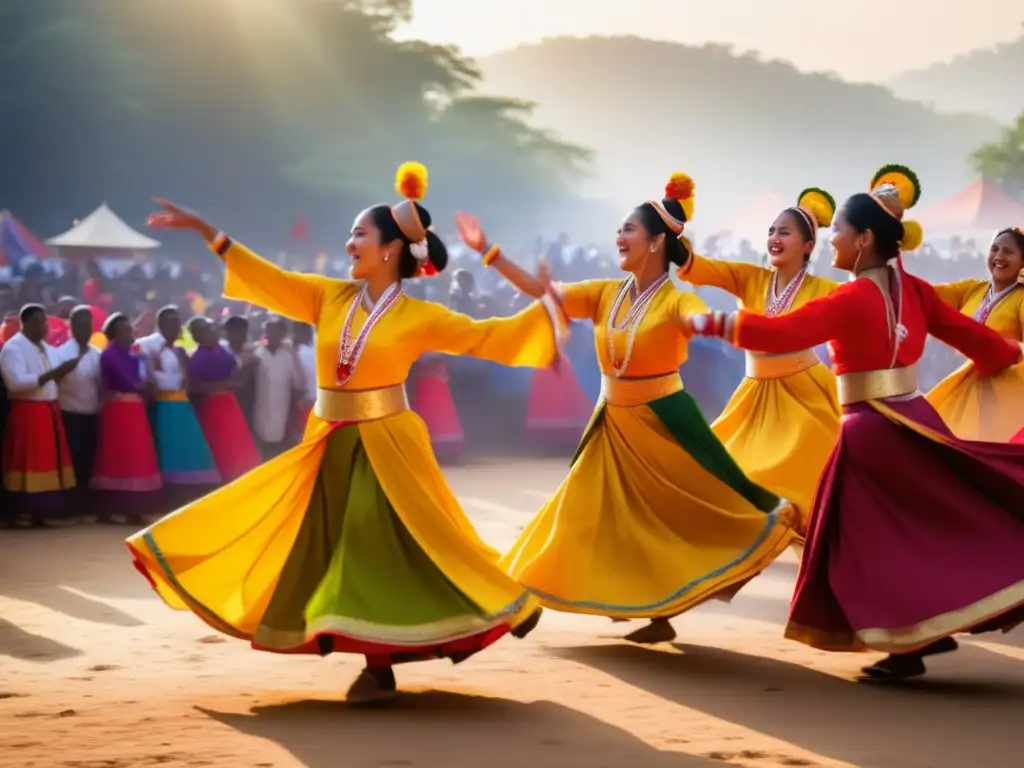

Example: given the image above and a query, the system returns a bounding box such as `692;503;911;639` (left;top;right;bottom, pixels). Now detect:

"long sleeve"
923;282;1021;376
418;298;561;368
554;279;615;322
731;286;860;354
678;255;766;301
212;239;341;325
931;278;984;310
0;342;41;394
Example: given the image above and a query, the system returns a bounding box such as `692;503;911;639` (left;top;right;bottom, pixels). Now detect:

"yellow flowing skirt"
126;411;538;648
926;360;1024;442
500;390;798;619
711;363;840;530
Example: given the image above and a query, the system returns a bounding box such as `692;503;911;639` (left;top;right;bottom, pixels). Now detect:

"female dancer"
926;226;1024;441
186;316;261;482
456;173;798;645
91;313;162;522
127;163;563;702
689;166;1024;681
410;354;465;463
677;189;841;527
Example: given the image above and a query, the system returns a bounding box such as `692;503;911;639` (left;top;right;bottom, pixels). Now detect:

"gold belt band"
601;373;683;407
837;365;918;405
314;384;409;423
745;349;820;380
155;391;189;402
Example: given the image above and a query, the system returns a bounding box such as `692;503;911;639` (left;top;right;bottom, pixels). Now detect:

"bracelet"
210;231;232;257
481;243;501;267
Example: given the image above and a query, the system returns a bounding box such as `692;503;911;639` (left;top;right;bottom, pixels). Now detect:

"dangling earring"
383;252;390;263
853;247;863;273
649;245;656;253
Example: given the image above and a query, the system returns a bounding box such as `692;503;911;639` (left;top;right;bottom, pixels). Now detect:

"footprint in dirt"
0;692;28;700
197;635;226;644
89;665;121;672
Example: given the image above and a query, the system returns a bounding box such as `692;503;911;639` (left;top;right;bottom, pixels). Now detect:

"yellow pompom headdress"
391;161;434;275
789;187;835;242
868;164;923;251
646;172;695;235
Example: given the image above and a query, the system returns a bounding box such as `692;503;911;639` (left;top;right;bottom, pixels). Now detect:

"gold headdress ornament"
868;164;923;251
789;187;835;242
646;172;695;236
391;161;432;275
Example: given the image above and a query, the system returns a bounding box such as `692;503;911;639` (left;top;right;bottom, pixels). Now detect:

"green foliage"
0;0;589;246
970;112;1024;201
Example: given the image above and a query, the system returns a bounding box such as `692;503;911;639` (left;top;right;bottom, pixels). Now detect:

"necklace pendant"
895;322;908;341
336;360;354;385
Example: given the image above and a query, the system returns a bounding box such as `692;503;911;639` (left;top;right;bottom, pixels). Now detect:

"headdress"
646;172;695;235
788;187;835;242
391;161;435;276
868;164;923;251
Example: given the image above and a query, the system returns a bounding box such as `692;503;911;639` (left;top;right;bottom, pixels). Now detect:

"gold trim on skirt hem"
744;350;820;380
600;373;683;408
314;383;409;423
786;579;1024;653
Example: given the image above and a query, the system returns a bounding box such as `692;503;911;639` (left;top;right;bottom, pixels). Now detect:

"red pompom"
419;260;438;277
664;174;694;202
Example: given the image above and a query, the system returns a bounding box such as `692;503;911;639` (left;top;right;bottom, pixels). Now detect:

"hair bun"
900;220;924;251
871;164;921;211
797;187;836;229
395;161;428;201
664;172;695;222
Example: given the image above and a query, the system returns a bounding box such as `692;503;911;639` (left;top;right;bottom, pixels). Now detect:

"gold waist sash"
745;349;820;380
314;383;409;423
837;365;918;405
155;391;188;402
601;373;683;407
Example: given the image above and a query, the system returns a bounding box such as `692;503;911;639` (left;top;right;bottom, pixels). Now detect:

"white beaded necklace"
605;273;670;377
334;283;403;386
973;282;1019;325
765;267;807;317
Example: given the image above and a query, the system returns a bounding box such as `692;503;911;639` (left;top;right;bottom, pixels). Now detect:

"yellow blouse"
557;278;707;377
216;240;560;389
933;279;1024;341
679;255;839;314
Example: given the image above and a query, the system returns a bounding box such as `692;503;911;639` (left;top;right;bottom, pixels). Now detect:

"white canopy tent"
47;203;160;258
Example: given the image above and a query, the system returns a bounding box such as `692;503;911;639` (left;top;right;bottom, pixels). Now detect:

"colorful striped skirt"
149;392;220;485
788;395;1024;653
92;395;162;492
2;399;75;509
195;391;261;482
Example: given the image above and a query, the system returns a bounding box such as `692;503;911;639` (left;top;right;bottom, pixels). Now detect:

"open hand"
147;198;217;242
454;212;487;253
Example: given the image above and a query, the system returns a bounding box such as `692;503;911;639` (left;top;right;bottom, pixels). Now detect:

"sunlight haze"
398;0;1024;81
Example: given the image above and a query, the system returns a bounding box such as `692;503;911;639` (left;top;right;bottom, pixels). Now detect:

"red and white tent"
915;179;1024;239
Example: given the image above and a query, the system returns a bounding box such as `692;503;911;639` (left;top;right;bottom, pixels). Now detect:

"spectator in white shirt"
0;304;80;525
54;306;103;510
252;316;303;459
291;322;316;440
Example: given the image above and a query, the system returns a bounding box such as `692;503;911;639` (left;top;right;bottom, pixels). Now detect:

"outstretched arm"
677;253;767;299
454;211;547;298
922;281;1021;376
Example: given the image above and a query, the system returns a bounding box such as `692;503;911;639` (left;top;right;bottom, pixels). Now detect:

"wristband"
481;243;501;267
210;231;232;257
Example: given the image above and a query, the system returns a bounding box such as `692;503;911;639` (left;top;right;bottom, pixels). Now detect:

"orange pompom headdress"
788;187;836;243
646;172;695;234
391;161;435;276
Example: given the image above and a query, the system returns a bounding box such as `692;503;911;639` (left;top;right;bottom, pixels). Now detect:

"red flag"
290;216;310;243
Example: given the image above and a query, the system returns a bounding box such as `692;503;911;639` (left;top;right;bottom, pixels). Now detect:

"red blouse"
731;267;1021;377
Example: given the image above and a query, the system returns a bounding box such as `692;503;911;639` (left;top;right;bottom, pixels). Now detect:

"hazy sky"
397;1;1024;81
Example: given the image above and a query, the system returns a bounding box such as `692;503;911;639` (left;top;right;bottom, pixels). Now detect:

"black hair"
69;305;93;322
102;312;129;340
368;203;449;279
187;316;211;335
224;315;249;331
995;227;1024;256
635;198;691;268
19;303;45;323
841;193;904;260
157;304;179;323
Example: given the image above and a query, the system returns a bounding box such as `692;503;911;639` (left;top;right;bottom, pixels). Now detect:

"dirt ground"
1;459;1022;767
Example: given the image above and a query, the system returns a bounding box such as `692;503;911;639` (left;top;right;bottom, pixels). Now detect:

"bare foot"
624;618;676;645
345;667;396;703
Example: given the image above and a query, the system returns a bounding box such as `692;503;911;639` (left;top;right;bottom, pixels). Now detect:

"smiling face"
988;231;1023;288
347;209;394;281
828;209;863;271
615;210;661;272
767;210;813;268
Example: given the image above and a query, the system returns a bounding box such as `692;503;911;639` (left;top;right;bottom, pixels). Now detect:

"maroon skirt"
788;394;1024;653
